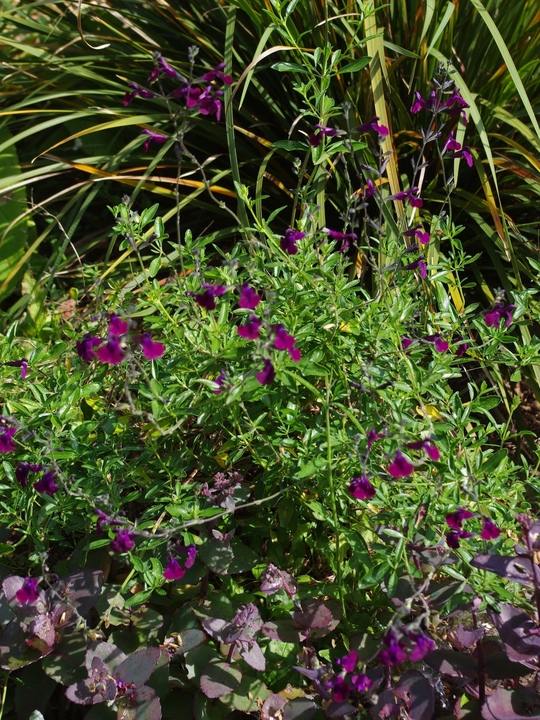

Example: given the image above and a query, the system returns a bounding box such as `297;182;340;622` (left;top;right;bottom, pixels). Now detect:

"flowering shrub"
0;39;539;720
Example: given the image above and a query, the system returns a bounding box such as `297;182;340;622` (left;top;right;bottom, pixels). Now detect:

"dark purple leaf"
261;620;303;643
50;570;103;621
471;555;535;587
394;671;434;720
293;600;332;630
199;660;242;698
42;630;89;684
489;604;540;668
370;689;401;719
326;700;357;717
65;657;117;705
261;694;287;720
479;639;531;679
448;625;485;650
239;641;266;671
173;629;207;655
482;688;540;720
86;642;127;675
201;617;230;643
28;613;56;648
117;685;161;720
1;576;48;621
0;617;54;670
283;698;320;720
114;647;162;687
424;649;478;679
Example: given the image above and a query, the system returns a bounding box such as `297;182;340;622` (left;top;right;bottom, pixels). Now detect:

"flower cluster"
123;54;232;149
163;543;196;581
200;470;245;510
326;650;373;703
0;418;17;453
445;507;501;548
76;313;164;365
378;629;436;667
387;439;440;479
484;299;515;329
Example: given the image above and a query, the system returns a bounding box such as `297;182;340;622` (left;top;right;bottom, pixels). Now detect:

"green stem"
0;672;9;720
325;376;347;625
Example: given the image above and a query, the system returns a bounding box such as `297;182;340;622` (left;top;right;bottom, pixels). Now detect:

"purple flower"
109;314;129;336
444;90;469;117
76;334;102;362
444;131;461;152
481;517;501;540
308;124;341;147
256;359;275;385
141;129;169;153
238;284;261;309
443;132;473;166
190;284;227;310
203;63;232;85
273;326;301;361
455;336;469;357
408;633;436;662
280;228;305;255
407;440;440;461
389;187;423;208
403;257;427;279
96;337;125;365
140;332;165;359
0;426;17;453
484;302;515;329
378;632;407;666
446;529;472;549
95;509;115;536
213;371;230;394
331;677;350;703
33;470;58;496
404;226;430;245
324;228;358;252
238;316;263;340
357;116;389;137
348;476;376;500
351;673;372;693
3;358;28;379
176;543;196;569
163;555;185;580
110;529;135;553
185;85;224;121
15;577;40;604
401;336;414;350
15;462;43;487
388;451;414;478
336;650;358;673
425;333;449;353
123;82;156;107
410;91;427;114
446;507;474;531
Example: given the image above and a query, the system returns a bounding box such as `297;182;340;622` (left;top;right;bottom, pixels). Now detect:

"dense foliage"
0;1;539;718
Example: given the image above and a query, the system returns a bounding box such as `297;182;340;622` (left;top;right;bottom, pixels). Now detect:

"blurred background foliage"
0;0;539;331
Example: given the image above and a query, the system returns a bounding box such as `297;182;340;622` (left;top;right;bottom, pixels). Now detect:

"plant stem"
325;376;347;626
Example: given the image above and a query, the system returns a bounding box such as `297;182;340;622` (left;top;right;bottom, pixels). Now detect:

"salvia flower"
33;470;58;496
238;283;261;310
3;358;28;379
163;555;185;581
123;82;156;107
443;131;473;166
404;226;430;245
455;336;469;357
15;577;40;604
324;228;358;253
15;462;43;488
357;116;389;137
348;475;376;500
388;451;414;478
378;632;407;666
110;529;135;553
406;440;440;461
0;426;17;453
408;632;436;662
280;228;305;255
403;257;427;279
401;336;414;350
389;187;423;208
256;359;275;385
109;314;129;336
481;517;501;540
190;283;227;310
336;650;358;673
425;333;449;353
484;301;515;329
351;673;372;693
213;371;230;395
308;124;341;147
203;62;232;85
96;337;125;365
331;678;350;703
141;129;169;153
140;332;165;359
273;326;299;359
76;334;102;362
238;316;263;340
446;529;472;549
446;507;474;531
